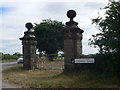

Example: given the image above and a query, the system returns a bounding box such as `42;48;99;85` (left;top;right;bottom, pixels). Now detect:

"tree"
13;52;22;57
89;0;120;54
34;19;65;55
89;0;120;75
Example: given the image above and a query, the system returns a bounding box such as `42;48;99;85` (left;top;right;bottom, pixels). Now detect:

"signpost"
73;58;95;63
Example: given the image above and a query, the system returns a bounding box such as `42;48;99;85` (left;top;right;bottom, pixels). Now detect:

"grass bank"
2;65;120;88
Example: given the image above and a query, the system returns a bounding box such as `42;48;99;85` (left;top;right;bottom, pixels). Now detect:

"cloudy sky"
0;0;109;55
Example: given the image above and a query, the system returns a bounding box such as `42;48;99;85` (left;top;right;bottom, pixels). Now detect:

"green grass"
53;57;64;61
3;65;120;88
2;59;17;63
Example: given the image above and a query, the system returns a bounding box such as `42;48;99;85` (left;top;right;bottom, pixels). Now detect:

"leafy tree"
13;52;22;57
34;19;65;55
89;0;120;54
89;0;120;75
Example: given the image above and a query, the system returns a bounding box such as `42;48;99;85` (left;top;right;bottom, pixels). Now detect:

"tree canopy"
89;0;120;55
34;19;65;54
89;0;120;75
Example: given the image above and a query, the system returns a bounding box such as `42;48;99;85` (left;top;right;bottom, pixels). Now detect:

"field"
2;61;120;88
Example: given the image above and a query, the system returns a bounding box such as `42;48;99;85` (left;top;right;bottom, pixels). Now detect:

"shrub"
89;53;119;76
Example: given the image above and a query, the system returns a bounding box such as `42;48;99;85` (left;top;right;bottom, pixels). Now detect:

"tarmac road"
2;62;21;88
2;62;18;70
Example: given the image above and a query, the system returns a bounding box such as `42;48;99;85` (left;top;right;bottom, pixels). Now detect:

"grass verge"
2;59;17;63
3;65;120;88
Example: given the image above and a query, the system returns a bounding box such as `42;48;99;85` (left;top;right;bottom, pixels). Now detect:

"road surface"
2;62;21;88
2;62;18;70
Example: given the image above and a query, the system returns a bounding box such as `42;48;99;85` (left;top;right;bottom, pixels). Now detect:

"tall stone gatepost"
63;10;84;72
20;22;37;70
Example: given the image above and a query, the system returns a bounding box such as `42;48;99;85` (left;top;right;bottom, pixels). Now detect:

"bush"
77;53;119;77
89;53;119;76
3;54;20;60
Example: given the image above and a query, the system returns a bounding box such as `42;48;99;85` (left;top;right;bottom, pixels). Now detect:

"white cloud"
1;0;108;54
84;2;105;9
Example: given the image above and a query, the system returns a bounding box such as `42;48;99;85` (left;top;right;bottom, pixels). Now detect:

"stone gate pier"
63;10;84;72
20;22;37;70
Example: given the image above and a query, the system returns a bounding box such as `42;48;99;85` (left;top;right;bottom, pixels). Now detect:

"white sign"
74;58;95;63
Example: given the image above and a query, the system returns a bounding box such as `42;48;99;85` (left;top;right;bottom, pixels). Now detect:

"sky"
0;0;109;55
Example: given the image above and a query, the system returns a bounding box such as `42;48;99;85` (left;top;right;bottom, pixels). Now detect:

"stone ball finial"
25;22;33;30
67;10;76;19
